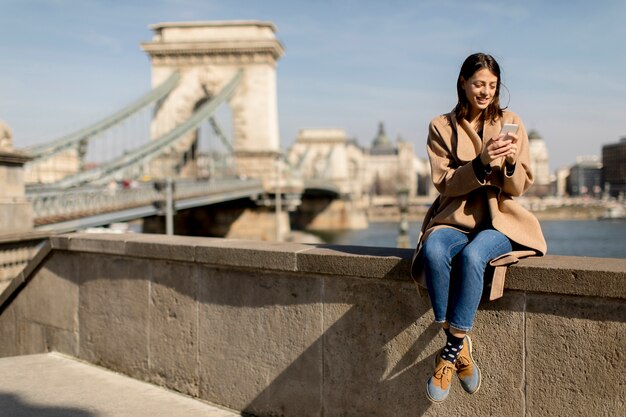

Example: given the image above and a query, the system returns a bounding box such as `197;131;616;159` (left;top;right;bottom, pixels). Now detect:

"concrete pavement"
0;353;242;417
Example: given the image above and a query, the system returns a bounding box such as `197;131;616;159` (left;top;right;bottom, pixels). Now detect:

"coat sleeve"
427;121;484;197
501;120;533;196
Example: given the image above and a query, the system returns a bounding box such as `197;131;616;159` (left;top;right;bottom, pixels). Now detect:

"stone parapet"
0;233;624;416
43;233;626;300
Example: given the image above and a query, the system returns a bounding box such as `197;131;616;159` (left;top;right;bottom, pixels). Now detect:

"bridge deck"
30;179;265;233
0;353;241;417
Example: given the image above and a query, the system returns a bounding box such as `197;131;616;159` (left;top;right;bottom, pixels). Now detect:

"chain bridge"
20;21;347;238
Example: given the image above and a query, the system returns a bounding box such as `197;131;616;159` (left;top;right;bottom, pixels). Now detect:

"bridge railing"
28;178;263;225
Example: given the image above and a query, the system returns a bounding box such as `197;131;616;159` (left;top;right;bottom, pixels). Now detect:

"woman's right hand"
480;134;515;165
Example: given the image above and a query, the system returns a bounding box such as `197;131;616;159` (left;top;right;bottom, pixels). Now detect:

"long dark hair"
454;53;504;123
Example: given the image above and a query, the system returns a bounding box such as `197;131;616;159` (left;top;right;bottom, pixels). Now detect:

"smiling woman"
412;52;547;403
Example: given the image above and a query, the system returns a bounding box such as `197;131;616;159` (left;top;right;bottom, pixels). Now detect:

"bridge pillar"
0;122;33;233
293;197;368;231
141;21;284;181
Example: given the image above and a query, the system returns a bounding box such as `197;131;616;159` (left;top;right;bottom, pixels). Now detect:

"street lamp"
275;153;287;242
396;187;410;248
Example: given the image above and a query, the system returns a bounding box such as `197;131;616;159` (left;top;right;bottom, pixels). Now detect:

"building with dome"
366;122;417;196
527;130;551;197
287;122;431;202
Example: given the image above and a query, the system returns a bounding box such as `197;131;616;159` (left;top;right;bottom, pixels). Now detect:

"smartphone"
500;123;519;135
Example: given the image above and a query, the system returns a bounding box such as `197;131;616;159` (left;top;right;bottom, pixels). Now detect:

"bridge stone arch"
141;21;284;179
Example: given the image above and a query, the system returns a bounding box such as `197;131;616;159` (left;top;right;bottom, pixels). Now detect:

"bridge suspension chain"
208;116;233;153
24;72;181;163
51;70;243;188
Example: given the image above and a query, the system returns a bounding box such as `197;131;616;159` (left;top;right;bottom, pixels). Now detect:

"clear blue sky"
1;0;625;171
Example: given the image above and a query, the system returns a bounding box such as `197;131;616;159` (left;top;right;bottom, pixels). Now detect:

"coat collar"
449;110;501;163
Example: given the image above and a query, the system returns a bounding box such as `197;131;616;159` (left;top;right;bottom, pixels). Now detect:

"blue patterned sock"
440;331;464;363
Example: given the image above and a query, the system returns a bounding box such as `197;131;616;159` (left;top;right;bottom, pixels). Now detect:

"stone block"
15;319;79;357
0;164;25;197
49;235;71;250
78;253;150;378
125;233;212;262
195;239;311;272
525;293;626;416
0;302;17;357
148;260;199;397
507;255;626;299
322;275;434;416
0;202;32;233
16;320;47;355
67;233;127;255
468;292;526;416
297;245;413;281
43;326;79;357
196;266;323;416
14;251;78;332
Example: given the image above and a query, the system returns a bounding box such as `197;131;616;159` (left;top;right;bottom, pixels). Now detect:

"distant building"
287;122;431;200
527;130;550;197
567;156;603;197
367;122;433;197
287;128;365;197
602;137;626;199
367;123;403;196
552;167;570;197
24;148;82;184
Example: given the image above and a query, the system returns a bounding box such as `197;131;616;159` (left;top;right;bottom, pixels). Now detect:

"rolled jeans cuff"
448;321;473;333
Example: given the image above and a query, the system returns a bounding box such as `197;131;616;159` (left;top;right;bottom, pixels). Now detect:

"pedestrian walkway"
0;353;242;417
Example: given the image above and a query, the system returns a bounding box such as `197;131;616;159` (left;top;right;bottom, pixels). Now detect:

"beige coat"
411;110;547;299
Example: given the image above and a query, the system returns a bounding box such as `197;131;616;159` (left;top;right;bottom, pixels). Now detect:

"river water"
314;219;626;259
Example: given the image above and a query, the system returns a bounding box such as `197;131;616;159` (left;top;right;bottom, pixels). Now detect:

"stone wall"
0;233;624;416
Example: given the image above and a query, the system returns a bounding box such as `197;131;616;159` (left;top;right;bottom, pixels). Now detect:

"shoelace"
434;361;455;383
456;354;471;369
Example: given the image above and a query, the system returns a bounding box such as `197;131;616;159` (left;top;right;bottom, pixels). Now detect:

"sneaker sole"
461;335;481;395
427;355;453;403
425;383;447;403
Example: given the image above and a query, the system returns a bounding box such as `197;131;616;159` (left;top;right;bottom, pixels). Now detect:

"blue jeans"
422;228;512;332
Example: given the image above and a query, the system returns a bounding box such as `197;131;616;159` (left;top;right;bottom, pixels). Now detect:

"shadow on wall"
20;243;625;417
0;392;96;417
239;306;441;417
189;244;439;417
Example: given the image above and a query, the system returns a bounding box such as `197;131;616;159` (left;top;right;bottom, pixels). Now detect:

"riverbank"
314;219;626;259
367;203;611;222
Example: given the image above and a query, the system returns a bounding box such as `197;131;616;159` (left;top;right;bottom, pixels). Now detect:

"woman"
413;53;546;402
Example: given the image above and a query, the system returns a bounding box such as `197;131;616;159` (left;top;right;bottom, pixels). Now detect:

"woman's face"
462;68;498;116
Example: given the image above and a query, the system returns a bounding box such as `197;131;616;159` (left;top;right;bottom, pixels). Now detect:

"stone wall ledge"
0;230;51;245
47;232;626;300
1;232;624;416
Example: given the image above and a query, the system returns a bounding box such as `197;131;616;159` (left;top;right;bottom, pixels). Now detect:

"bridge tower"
141;21;284;180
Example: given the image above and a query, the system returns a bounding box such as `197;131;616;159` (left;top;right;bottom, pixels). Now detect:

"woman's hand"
480;132;518;165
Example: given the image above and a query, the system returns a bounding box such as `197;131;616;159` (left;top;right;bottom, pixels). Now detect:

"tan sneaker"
455;335;481;394
426;356;456;403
